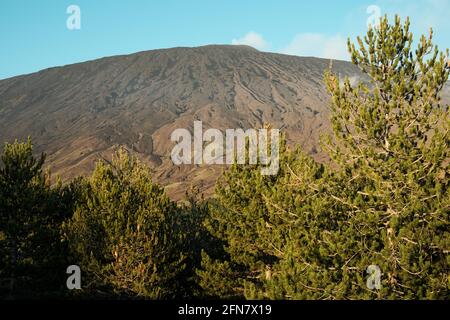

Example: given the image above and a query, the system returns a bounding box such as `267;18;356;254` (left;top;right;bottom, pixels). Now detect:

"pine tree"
177;190;225;297
265;15;449;299
0;138;71;298
321;15;449;299
197;140;307;298
63;147;187;298
198;16;449;299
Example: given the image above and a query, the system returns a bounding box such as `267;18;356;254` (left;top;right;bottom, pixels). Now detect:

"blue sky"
1;0;449;79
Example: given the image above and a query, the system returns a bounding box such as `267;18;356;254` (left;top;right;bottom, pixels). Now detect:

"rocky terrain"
5;45;443;200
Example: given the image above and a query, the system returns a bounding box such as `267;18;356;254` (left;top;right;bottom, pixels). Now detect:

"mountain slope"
0;45;364;199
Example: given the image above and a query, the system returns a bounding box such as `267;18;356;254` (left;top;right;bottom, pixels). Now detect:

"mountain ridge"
0;45;414;199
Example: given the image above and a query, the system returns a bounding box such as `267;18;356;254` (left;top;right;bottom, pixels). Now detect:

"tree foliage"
63;147;188;298
0;139;72;298
198;15;449;299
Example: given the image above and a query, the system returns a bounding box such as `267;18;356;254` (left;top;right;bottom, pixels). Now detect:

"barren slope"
0;45;364;199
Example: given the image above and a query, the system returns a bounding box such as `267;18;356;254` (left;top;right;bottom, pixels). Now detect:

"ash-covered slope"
0;45;361;199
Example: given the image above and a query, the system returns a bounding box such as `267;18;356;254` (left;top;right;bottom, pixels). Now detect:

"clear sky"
1;0;449;79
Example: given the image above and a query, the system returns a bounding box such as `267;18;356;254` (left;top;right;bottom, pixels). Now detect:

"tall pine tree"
198;16;449;299
0;139;72;298
63;147;187;298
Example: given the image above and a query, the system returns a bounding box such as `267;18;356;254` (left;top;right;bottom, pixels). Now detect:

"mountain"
0;45;375;199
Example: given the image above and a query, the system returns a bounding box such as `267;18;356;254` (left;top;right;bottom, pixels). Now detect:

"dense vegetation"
1;16;449;299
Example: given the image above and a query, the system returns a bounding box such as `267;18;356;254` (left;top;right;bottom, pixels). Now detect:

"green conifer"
64;147;187;298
